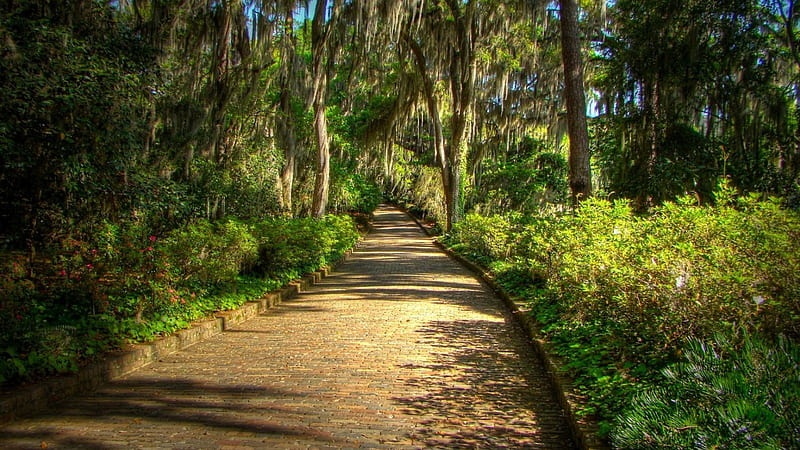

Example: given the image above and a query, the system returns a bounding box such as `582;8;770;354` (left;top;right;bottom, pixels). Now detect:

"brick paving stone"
0;205;575;449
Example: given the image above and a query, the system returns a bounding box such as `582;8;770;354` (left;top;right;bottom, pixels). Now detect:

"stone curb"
405;210;609;450
0;244;360;426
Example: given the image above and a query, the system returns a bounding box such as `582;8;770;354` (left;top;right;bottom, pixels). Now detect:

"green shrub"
444;213;519;265
613;332;800;449
533;196;800;350
321;215;360;259
441;193;800;441
250;215;358;280
1;213;360;385
330;169;383;214
474;146;569;215
163;219;258;288
250;217;319;279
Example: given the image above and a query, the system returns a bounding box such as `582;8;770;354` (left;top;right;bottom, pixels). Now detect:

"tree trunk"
633;76;661;209
444;0;476;230
277;85;297;213
447;109;469;231
311;0;330;218
279;144;296;212
779;0;800;71
277;10;297;215
559;0;592;205
311;89;330;218
405;0;476;232
406;33;453;229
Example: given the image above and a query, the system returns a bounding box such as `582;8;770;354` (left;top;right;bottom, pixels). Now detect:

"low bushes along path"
0;205;575;449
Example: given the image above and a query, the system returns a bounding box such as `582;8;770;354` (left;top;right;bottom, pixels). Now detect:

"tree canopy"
2;0;797;242
2;1;799;445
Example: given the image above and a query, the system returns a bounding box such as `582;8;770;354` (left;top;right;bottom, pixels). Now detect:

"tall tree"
311;0;332;218
594;0;796;204
559;0;592;204
400;0;479;231
276;4;303;214
770;0;800;185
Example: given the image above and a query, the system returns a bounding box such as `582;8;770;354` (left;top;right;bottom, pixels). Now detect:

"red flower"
149;235;157;242
59;270;67;277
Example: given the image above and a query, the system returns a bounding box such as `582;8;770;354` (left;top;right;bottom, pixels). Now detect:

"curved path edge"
404;208;610;450
0;242;362;426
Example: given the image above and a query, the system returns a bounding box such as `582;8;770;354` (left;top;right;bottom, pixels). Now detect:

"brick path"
0;206;575;449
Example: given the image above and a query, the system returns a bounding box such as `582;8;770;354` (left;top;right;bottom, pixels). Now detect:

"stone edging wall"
0;247;359;426
405;210;609;450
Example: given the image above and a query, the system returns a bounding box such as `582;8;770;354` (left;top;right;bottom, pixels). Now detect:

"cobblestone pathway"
0;206;575;449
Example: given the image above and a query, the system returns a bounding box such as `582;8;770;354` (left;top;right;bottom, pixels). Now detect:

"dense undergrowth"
0;214;362;385
441;189;800;448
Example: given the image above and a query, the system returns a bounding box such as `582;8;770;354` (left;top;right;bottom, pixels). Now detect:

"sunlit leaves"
442;191;800;440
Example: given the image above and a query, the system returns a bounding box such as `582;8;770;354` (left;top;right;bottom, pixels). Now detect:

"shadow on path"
395;319;574;448
1;378;344;449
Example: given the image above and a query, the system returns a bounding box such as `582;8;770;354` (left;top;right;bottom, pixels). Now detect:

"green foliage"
0;214;360;385
389;165;447;226
163;219;258;288
329;161;383;214
441;190;800;442
519;195;800;345
593;0;798;206
473;137;568;214
444;214;519;266
339;94;398;142
593;120;720;204
0;2;156;244
250;215;358;280
0;0;287;247
613;333;800;449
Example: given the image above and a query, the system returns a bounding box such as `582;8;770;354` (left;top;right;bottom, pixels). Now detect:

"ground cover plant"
0;215;361;385
441;188;800;447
